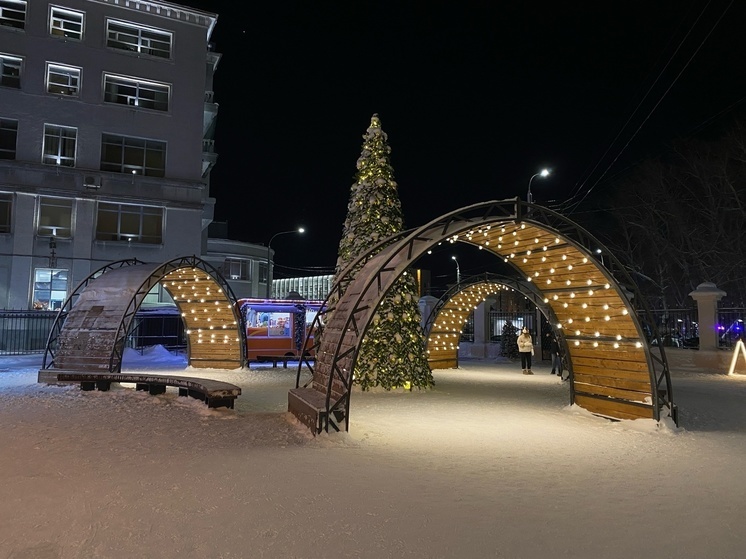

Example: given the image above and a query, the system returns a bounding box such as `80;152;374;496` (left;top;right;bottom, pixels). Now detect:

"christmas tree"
330;114;434;391
501;320;519;358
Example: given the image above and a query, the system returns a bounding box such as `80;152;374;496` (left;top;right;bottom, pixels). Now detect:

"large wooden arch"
293;198;676;432
41;256;244;374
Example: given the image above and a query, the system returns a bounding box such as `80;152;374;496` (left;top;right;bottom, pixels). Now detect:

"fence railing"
0;311;58;354
0;310;186;356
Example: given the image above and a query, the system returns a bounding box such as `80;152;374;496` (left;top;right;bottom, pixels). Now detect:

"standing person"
517;327;534;375
549;332;563;378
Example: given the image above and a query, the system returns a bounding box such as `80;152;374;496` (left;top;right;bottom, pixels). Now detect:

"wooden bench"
288;387;346;433
55;372;241;409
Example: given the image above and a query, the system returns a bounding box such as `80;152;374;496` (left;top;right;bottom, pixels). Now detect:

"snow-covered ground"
1;348;746;558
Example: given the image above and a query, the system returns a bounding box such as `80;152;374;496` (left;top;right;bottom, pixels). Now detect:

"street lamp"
451;256;460;285
266;227;305;298
527;168;550;204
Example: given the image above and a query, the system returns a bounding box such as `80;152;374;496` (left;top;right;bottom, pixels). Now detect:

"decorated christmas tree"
330;114;434;391
501;320;519;358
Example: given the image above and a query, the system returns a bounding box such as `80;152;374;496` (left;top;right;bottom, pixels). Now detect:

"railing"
0;310;186;356
459;311;538;343
0;311;58;355
125;313;187;354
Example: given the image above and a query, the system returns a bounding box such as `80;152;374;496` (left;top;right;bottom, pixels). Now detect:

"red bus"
237;298;324;361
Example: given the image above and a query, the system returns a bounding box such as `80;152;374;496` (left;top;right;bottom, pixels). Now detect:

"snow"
2;348;746;558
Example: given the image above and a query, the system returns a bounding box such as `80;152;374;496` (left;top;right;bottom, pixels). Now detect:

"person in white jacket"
517;327;534;375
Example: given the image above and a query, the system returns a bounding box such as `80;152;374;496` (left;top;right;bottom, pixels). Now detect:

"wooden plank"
571;357;649;373
573;378;652;400
574;393;654;420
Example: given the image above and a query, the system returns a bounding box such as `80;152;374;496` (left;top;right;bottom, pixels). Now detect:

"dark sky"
182;0;744;285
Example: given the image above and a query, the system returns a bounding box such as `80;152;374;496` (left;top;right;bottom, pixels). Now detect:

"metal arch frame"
41;259;144;370
297;198;675;433
41;256;244;374
423;271;571;366
109;255;245;373
295;230;416;389
511;200;674;421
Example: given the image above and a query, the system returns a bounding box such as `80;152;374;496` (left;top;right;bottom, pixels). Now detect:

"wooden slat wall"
161;270;242;369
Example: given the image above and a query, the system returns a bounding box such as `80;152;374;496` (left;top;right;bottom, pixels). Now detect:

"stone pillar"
689;282;726;350
418;296;439;330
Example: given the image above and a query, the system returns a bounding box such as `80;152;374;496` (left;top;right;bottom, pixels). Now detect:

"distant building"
202;221;270;299
272;275;333;301
0;0;219;309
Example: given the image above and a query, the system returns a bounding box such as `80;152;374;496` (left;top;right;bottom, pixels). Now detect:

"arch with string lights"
289;198;677;434
423;273;557;371
40;256;244;375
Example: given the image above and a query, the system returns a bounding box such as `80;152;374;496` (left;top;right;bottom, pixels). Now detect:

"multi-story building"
0;0;220;309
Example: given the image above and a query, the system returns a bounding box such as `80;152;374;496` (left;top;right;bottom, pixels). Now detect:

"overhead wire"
561;0;733;216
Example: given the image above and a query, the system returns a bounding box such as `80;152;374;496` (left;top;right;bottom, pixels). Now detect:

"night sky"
182;0;744;286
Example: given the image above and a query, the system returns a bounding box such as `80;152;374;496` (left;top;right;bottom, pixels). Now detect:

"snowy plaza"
1;349;745;558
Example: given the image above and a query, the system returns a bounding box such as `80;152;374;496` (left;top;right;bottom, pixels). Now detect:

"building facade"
0;0;219;309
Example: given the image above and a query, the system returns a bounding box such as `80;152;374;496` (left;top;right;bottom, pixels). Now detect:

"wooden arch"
41;256;244;374
291;198;676;433
424;273;556;371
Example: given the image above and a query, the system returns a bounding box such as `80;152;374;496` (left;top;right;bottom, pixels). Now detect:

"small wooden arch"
292;198;676;433
424;273;556;370
41;256;244;374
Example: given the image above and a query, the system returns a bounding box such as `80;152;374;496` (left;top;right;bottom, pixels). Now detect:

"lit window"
100;133;166;177
0;53;21;88
49;6;84;40
106;19;172;59
32;268;67;310
104;74;169;111
38;197;72;238
96;202;163;244
42;124;77;167
0;0;26;30
0;192;11;233
0;118;17;159
46;63;81;96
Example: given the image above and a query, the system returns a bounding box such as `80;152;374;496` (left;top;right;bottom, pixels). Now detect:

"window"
0;53;21;88
0;118;17;159
42;124;77;167
258;262;268;284
46;63;81;96
104;74;169;111
32;268;67;310
38;197;72;238
0;192;11;233
96;202;162;244
49;6;84;40
106;19;172;59
0;0;25;30
100;133;166;177
225;258;250;281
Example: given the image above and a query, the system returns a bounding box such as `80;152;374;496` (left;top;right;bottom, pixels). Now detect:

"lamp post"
266;227;304;298
451;255;460;285
527;168;550;204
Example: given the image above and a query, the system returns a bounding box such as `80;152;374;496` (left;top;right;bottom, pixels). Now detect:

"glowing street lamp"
527;168;550;204
266;228;304;298
451;255;460;284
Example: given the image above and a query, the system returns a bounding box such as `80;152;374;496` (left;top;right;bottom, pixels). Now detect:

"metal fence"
459;311;537;343
0;311;57;354
0;310;186;355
